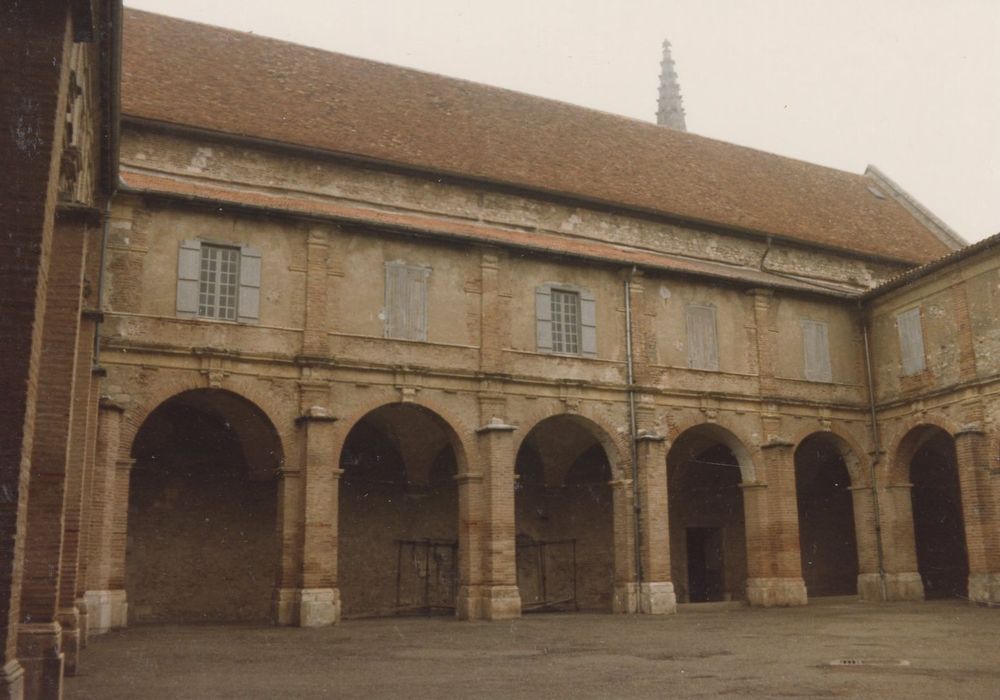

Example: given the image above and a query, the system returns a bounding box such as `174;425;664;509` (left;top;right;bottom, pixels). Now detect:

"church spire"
656;39;687;131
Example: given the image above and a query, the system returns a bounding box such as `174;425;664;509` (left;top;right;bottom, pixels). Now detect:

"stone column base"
17;622;64;700
746;577;808;607
639;582;677;615
856;574;884;602
56;607;81;676
76;600;89;650
272;588;300;626
297;588;340;627
455;585;481;621
479;585;521;620
108;589;128;628
613;583;638;613
0;660;24;700
881;572;924;601
83;590;114;635
968;573;1000;605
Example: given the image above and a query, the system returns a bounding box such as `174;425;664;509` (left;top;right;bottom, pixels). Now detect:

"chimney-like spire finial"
656;39;687;131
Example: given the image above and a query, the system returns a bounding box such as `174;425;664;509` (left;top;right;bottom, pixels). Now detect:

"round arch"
893;423;969;599
337;400;466;618
667;421;758;484
120;372;293;466
666;421;752;603
790;427;868;487
513;408;630;481
514;410;622;613
884;418;961;485
793;431;861;597
333;396;473;475
126;387;283;623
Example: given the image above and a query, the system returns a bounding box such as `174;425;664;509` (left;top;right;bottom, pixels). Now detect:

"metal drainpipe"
861;308;888;601
624;276;644;603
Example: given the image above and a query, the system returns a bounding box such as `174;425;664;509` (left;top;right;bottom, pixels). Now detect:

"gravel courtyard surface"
66;600;1000;699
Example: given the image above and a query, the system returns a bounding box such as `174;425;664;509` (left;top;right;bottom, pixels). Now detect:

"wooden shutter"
176;239;201;318
802;320;832;382
580;289;597;357
385;262;429;340
897;307;925;375
535;286;553;352
238;246;261;324
686;304;719;370
406;266;429;341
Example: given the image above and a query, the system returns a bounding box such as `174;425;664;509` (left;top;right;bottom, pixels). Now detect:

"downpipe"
861;309;888;601
624;276;644;605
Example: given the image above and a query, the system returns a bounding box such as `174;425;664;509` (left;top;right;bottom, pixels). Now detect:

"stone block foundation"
745;577;808;607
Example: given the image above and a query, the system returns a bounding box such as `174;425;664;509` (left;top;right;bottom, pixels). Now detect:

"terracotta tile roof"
121;9;953;265
119;168;860;298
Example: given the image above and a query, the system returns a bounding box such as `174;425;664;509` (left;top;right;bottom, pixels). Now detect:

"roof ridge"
122;8;880;185
121;8;956;265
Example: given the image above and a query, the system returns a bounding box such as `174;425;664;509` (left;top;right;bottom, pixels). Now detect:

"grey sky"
126;0;1000;243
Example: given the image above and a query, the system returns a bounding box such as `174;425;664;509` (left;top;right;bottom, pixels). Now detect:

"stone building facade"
2;5;999;699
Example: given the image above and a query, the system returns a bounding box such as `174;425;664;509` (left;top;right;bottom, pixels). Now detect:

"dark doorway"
910;431;968;599
794;435;859;597
667;434;747;604
686;527;725;602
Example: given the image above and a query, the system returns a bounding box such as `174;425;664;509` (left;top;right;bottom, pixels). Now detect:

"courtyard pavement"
66;599;1000;699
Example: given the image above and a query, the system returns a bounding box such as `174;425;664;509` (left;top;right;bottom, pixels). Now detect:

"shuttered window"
176;239;260;324
801;319;832;382
535;283;597;357
896;307;925;375
685;304;719;371
385;261;429;341
199;244;239;320
551;289;581;354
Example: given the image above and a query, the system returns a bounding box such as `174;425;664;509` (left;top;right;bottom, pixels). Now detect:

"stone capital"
476;418;517;434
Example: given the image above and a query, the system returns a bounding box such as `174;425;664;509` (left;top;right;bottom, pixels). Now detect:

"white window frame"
551;288;582;354
535;283;597;358
198;243;241;321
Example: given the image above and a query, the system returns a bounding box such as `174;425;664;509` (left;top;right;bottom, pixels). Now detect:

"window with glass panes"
198;244;240;320
550;289;581;354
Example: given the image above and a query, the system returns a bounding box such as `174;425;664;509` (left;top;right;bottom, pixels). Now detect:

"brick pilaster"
479;249;506;374
55;212;99;675
877;482;924;600
954;417;1000;604
81;397;123;635
634;432;676;614
0;4;74;697
302;226;330;357
106;457;134;627
475;420;521;619
18;213;89;698
289;380;339;627
743;439;807;607
273;464;303;625
749;289;776;396
951;284;978;381
610;476;638;613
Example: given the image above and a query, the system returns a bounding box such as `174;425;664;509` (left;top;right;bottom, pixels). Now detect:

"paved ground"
66;600;1000;699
